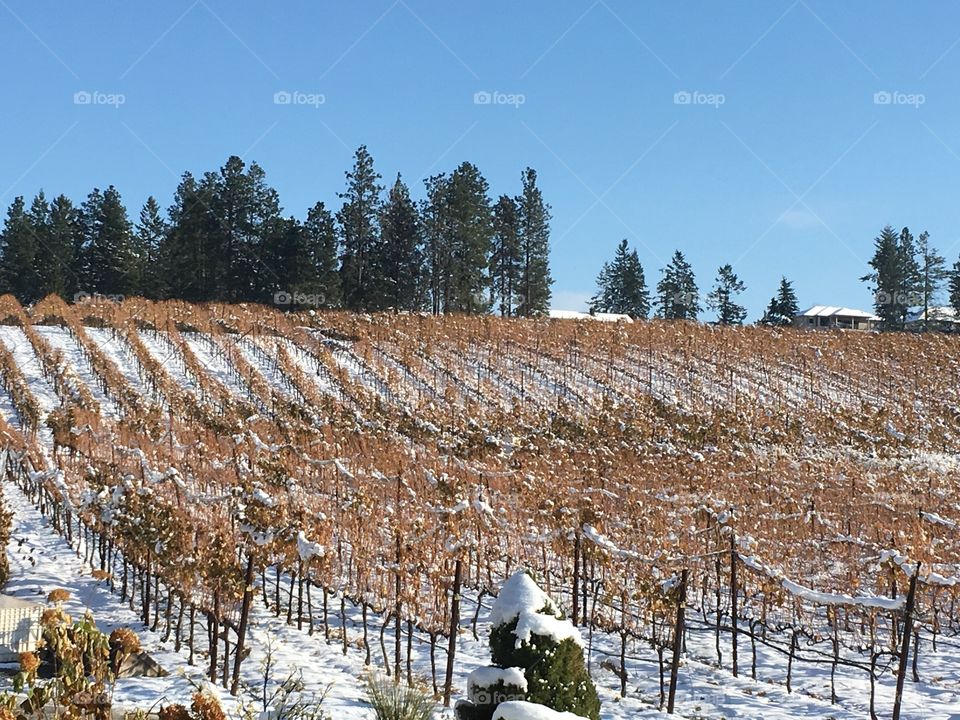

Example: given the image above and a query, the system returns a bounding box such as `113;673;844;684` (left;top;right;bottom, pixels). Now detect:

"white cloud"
779;208;821;229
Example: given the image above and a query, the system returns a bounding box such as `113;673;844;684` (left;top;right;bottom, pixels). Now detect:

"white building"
548;310;633;323
794;305;879;331
0;594;43;662
906;306;960;330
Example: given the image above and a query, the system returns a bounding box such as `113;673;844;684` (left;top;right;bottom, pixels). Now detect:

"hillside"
0;294;959;718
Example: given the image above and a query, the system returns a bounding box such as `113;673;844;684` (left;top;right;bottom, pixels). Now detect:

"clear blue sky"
3;1;960;319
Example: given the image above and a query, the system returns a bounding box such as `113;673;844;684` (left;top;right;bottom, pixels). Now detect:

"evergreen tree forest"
0;148;553;316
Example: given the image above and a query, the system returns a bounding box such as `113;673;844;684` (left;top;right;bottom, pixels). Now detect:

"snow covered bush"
457;572;599;720
455;666;527;720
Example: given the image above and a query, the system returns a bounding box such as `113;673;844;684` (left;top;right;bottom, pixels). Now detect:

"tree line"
0;147;553;315
589;239;798;326
590;228;960;330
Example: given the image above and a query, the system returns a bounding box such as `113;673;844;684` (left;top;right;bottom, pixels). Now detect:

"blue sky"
3;1;960;318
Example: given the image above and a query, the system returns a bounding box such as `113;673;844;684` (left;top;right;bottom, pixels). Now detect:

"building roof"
0;594;43;610
906;306;960;324
548;310;634;323
796;305;880;320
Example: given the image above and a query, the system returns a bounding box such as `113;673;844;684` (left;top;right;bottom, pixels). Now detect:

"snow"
467;666;528;702
489;572;583;649
796;305;879;320
581;525;640;560
492;701;589;720
738;552;906;610
295;530;325;561
548;310;632;323
489;572;557;628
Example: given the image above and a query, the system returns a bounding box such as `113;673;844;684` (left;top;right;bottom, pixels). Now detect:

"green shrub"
489;617;599;720
459;572;600;720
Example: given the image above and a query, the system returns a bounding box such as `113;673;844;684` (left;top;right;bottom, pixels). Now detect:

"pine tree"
589;239;649;318
213;157;282;302
132;197;167;299
950;258;960;317
304;201;342;308
655;250;699;320
26;192;52;301
0;197;40;302
422;163;493;315
422;173;452;315
861;225;921;331
377;175;424;311
490;195;521;316
159;172;220;301
38;194;79;300
338;146;383;311
916;230;947;330
78;186;136;296
262;217;315;307
760;276;799;326
707;264;747;325
446;162;493;314
515;168;552;316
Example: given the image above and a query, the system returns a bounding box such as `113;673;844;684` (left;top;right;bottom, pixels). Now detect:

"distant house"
906;306;960;331
794;305;879;331
548;310;634;323
0;594;43;662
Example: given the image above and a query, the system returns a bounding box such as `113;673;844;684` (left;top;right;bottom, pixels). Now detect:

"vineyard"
1;294;960;718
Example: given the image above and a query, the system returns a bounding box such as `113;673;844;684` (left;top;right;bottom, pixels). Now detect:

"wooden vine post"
732;532;740;677
730;532;738;678
443;558;463;707
230;553;256;696
892;563;920;720
667;568;688;714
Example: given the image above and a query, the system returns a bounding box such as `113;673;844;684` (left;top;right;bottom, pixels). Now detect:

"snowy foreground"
5;481;960;719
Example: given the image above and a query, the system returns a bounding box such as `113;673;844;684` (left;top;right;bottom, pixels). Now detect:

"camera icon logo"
873;91;892;105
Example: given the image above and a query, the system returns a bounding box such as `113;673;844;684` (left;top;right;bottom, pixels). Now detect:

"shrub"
365;673;436;720
467;572;600;720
